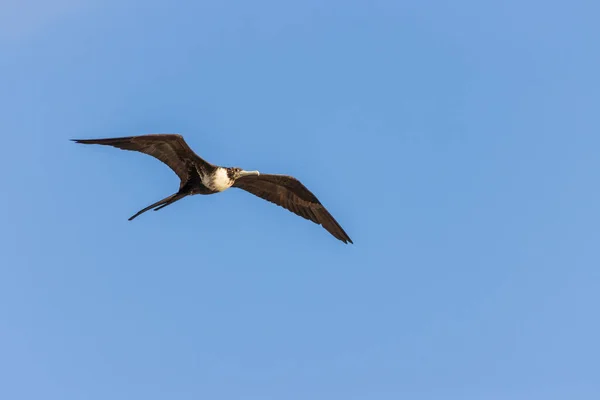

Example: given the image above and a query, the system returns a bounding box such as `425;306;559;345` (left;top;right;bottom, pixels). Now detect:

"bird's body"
72;134;352;244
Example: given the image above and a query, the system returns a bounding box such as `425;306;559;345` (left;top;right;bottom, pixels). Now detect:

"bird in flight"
72;134;352;244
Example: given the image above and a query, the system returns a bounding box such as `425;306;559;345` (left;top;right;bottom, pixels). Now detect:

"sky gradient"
1;1;599;399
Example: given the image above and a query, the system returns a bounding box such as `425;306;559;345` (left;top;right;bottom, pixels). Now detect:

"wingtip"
335;234;353;244
71;138;101;144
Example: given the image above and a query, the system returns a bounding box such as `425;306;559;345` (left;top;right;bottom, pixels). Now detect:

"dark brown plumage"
72;134;353;244
72;134;210;184
233;174;352;244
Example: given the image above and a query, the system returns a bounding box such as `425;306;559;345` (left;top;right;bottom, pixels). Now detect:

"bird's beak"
239;170;260;177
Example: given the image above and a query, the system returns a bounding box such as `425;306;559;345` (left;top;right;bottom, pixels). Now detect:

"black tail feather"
128;192;188;221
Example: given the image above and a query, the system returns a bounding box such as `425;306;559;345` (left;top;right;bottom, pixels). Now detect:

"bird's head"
227;167;260;180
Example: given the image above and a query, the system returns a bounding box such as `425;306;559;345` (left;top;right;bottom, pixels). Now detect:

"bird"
71;134;352;244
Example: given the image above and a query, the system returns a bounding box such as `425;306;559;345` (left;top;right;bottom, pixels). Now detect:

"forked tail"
128;192;188;221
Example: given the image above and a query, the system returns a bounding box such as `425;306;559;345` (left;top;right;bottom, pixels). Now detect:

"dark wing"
71;134;211;183
233;174;353;244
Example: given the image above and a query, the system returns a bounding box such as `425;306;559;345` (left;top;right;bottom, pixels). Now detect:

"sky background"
1;1;599;399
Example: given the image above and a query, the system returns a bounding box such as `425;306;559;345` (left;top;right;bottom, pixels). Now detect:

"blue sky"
1;1;599;399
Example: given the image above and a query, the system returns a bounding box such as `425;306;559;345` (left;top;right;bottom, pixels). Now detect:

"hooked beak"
239;170;260;177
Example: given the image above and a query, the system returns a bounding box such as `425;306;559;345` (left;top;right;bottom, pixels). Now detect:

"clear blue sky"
1;1;599;399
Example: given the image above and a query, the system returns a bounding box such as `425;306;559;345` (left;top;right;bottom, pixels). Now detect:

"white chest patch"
204;167;233;192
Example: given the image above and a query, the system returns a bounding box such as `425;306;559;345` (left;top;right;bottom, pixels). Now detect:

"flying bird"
72;134;352;244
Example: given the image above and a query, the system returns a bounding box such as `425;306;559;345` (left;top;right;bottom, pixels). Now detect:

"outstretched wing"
72;134;211;182
233;174;353;244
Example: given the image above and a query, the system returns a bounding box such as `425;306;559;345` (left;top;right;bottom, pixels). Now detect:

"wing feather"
233;174;352;244
72;134;211;183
